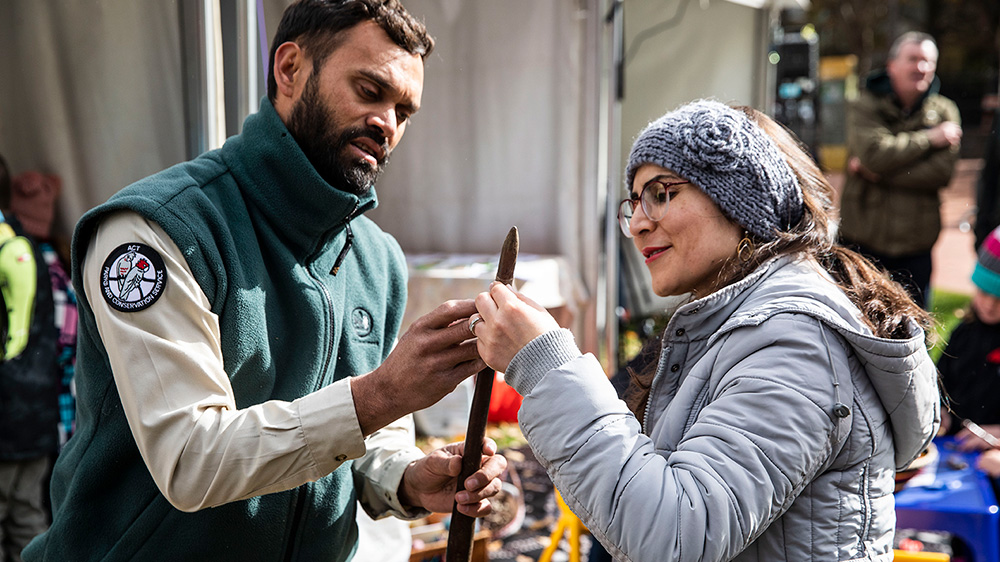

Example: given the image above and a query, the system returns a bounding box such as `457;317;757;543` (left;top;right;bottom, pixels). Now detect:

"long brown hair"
622;105;932;422
720;106;931;337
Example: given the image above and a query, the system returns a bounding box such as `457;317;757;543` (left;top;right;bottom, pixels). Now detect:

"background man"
24;2;504;561
839;31;962;309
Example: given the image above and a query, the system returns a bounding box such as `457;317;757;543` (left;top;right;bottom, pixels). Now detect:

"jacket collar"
667;256;783;337
220;98;377;259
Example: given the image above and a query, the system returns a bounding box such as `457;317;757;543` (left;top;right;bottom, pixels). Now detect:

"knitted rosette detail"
626;99;803;241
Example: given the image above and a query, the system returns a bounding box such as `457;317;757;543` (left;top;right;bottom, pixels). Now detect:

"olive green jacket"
839;71;961;256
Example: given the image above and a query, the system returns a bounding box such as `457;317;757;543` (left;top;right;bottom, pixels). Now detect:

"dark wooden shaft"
444;366;495;562
445;227;518;562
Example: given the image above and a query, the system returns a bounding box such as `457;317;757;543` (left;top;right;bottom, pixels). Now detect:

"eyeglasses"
617;179;689;238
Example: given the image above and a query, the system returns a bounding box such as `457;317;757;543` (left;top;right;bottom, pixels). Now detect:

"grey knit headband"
625;99;804;241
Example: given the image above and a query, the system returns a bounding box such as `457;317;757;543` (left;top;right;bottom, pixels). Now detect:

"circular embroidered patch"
351;307;373;337
100;243;168;312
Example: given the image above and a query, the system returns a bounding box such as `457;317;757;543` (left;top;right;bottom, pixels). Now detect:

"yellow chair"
892;550;950;561
538;490;589;562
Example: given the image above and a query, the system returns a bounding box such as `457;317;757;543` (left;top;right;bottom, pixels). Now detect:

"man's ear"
273;42;309;101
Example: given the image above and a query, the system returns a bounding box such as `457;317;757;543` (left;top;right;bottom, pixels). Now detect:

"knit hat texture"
973;225;1000;298
625;99;803;241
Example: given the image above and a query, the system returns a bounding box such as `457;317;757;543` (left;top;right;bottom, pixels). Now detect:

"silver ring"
469;314;484;336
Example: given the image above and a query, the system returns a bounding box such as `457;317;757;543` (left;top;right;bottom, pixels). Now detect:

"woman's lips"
643;246;668;264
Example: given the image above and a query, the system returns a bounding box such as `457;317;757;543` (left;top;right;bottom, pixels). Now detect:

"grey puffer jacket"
505;256;939;561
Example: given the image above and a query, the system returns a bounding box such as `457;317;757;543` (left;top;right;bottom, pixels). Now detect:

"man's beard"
286;75;390;195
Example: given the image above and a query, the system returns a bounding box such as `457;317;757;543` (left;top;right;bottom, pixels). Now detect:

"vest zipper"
283;488;308;562
315;203;360;384
284;202;360;561
330;202;360;277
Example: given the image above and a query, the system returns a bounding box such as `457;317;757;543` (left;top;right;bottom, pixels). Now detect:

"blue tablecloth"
895;437;1000;562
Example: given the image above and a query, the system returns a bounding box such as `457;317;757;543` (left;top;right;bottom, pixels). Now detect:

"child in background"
938;224;1000;451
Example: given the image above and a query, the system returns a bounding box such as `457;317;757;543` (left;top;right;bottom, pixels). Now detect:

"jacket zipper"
644;339;673;428
283;202;359;562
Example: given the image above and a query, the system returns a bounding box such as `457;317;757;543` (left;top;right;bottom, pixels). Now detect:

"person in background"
838;31;962;309
0;154;60;562
9;171;77;448
937;224;1000;451
470;100;939;560
23;2;505;561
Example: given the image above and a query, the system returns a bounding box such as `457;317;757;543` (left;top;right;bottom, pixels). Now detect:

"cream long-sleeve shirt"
81;211;425;517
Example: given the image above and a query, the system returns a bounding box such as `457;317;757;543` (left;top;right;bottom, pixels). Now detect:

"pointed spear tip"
505;225;518;245
495;226;519;285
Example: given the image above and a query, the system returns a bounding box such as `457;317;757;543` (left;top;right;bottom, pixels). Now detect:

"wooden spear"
445;226;519;562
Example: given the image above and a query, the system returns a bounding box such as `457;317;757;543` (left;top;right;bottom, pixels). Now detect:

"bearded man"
25;2;505;560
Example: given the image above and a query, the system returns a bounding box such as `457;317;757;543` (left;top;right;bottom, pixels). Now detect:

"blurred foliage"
618;312;669;367
803;0;998;80
416;422;527;453
486;422;528;451
929;288;972;363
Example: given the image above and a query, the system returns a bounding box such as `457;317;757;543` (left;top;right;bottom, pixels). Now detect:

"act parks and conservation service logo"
100;243;168;312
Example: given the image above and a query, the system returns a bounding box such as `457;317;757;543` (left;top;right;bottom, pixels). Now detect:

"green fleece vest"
25;100;408;562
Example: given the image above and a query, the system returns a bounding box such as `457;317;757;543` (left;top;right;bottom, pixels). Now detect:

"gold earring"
737;236;754;263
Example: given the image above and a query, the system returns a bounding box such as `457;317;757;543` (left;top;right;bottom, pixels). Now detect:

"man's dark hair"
0;153;10;210
267;0;434;102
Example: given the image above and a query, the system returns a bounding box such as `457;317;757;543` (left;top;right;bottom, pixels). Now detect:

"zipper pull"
330;223;354;276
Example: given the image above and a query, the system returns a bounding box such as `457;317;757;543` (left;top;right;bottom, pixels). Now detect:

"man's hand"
847;157;881;183
352;299;487;436
927;121;962;149
399;438;507;516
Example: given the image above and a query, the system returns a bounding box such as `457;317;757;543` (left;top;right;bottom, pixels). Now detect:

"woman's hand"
473;283;560;372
